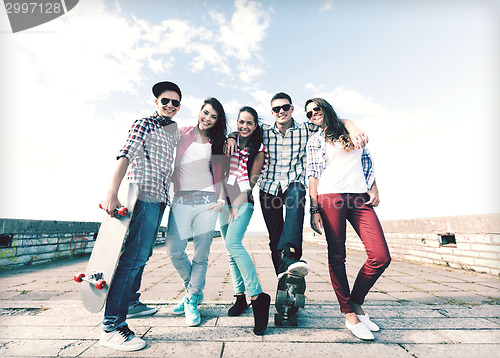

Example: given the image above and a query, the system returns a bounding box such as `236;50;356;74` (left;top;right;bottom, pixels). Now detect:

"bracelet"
217;199;225;205
310;205;320;215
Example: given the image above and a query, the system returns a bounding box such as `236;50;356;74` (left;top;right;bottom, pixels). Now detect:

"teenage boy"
227;92;367;277
98;81;181;351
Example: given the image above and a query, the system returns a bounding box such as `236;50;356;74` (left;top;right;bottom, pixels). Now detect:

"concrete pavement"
0;233;499;357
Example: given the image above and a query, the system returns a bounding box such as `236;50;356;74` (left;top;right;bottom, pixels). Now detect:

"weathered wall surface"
304;213;500;276
2;214;499;275
0;219;166;270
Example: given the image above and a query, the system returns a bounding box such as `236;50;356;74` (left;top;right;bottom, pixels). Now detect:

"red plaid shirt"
118;112;178;204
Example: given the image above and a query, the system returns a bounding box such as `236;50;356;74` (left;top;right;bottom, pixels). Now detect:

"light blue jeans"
219;202;262;298
166;193;218;299
103;200;166;331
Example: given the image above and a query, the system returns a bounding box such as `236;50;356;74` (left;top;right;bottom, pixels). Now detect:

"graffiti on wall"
0;243;18;263
69;236;89;255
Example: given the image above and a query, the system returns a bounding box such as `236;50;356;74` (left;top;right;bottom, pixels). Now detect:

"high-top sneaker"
277;246;309;279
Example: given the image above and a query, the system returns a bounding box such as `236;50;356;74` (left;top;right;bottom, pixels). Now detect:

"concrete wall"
2;214;499;276
304;213;500;276
0;219;166;270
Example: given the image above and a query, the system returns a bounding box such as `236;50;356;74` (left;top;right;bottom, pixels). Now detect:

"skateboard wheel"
276;290;288;305
95;279;106;290
117;207;128;216
274;313;284;326
295;294;306;308
74;273;85;283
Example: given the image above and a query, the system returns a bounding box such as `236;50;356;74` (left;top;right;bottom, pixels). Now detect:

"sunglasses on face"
271;104;292;113
160;97;181;107
306;106;322;119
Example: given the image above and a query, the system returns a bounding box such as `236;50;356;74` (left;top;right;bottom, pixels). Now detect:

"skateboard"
274;273;306;326
74;183;139;313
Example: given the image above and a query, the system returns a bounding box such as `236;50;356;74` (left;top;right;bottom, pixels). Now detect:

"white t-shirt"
317;142;367;195
178;141;215;192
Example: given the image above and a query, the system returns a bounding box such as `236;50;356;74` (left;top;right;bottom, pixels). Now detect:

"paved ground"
0;233;499;357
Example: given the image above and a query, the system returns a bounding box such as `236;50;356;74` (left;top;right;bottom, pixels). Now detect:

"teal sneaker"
172;296;186;315
185;295;201;326
173;292;204;316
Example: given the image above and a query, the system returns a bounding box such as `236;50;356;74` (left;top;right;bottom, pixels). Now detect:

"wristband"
310;205;320;215
217;199;225;205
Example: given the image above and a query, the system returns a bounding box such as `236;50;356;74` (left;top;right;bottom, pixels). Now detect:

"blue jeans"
103;200;166;331
259;182;306;274
219;203;262;298
166;193;218;298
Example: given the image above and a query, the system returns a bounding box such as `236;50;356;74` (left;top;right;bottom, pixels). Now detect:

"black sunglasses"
271;104;292;113
306;106;321;119
160;97;181;107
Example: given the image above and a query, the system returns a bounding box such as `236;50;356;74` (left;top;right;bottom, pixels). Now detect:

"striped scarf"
227;143;268;191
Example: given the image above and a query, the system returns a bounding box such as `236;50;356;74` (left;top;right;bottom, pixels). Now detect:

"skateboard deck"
274;273;306;326
74;183;139;313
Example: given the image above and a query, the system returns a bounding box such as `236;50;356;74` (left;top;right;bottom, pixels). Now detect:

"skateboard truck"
99;203;129;218
74;272;107;290
274;273;306;326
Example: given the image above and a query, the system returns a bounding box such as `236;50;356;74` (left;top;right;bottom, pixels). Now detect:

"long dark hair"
238;106;263;155
305;98;354;152
201;97;227;155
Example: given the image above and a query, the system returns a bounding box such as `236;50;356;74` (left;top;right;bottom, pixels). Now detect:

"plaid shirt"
117;112;178;204
258;119;320;195
306;130;375;190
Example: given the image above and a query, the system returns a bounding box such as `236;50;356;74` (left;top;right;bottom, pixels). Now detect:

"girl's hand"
228;207;240;223
310;213;323;235
224;138;237;156
365;186;380;207
208;201;224;212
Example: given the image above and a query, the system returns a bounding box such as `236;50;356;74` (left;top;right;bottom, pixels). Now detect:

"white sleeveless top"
317;141;367;195
178;141;215;192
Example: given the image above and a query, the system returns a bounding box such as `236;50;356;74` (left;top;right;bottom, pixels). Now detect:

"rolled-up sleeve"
306;133;325;179
361;148;375;189
117;119;149;161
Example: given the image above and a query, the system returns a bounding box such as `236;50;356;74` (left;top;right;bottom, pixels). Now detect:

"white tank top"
317;141;367;195
178;141;215;192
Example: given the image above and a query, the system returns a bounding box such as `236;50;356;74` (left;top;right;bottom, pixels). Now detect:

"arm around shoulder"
341;119;369;149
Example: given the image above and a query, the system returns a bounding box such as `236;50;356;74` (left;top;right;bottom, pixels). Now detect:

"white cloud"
212;0;271;83
306;84;388;118
320;1;335;13
218;0;270;61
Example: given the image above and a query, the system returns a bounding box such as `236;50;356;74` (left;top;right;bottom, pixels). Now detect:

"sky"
1;0;499;232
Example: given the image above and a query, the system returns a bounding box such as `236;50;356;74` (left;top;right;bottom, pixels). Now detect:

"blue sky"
1;0;499;230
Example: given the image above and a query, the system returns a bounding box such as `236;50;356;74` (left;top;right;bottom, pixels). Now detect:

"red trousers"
318;193;391;313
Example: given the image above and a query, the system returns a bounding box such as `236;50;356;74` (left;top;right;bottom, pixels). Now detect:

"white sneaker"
356;314;380;332
277;261;309;280
287;261;309;277
345;319;374;340
99;326;146;351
